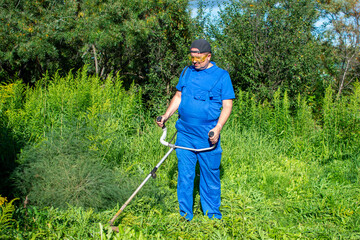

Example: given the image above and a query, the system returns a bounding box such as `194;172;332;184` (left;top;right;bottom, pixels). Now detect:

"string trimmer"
108;117;215;232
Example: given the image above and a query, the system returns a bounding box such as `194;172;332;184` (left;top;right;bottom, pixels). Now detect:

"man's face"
190;48;211;70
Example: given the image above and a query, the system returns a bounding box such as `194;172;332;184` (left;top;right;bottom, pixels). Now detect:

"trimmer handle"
157;116;214;137
156;116;165;128
157;116;216;152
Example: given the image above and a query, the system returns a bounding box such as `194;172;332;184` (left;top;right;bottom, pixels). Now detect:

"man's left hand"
209;126;221;145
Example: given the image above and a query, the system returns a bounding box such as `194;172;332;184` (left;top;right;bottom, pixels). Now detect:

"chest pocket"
179;87;210;120
194;91;207;101
178;67;225;121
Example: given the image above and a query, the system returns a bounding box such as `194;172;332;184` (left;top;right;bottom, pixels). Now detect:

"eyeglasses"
189;54;209;63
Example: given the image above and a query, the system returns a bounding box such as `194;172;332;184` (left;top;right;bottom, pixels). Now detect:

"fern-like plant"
0;195;18;237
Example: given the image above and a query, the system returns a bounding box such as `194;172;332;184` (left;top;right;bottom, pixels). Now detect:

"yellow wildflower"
0;195;8;206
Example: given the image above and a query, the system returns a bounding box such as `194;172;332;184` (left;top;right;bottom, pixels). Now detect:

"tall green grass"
0;70;359;239
1;66;157;210
1;66;146;166
229;84;360;162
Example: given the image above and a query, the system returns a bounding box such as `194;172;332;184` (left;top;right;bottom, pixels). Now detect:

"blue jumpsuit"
175;62;235;220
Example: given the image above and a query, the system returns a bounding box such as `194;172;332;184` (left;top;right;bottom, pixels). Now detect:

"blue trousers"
175;121;222;221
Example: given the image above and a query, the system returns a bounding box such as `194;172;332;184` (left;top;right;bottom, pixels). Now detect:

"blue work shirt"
176;62;235;123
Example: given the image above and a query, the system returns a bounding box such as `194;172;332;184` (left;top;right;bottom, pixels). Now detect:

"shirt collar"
190;62;217;73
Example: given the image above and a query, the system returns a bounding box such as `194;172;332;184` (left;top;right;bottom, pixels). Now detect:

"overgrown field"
1;69;359;239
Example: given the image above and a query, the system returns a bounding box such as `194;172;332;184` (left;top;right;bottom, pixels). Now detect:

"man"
156;39;235;221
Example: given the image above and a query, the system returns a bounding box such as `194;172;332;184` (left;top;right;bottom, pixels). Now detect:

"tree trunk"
92;44;99;76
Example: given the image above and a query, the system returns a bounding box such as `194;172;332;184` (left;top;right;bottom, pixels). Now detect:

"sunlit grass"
1;71;359;239
9;126;359;239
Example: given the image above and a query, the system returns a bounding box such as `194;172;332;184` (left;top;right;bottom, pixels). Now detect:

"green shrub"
13;129;127;210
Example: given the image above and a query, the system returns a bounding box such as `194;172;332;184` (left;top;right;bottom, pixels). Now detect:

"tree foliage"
0;0;193;112
318;0;360;97
1;0;359;110
213;0;327;101
0;0;82;82
142;0;193;113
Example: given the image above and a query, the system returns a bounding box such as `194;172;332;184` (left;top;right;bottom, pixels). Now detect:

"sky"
189;0;224;19
188;0;330;31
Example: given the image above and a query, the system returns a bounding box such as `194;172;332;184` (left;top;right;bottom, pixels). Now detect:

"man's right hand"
156;115;167;128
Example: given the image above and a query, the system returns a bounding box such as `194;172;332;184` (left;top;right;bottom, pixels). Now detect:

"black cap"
190;39;211;53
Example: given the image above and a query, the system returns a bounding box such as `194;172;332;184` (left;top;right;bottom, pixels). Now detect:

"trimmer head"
110;225;119;232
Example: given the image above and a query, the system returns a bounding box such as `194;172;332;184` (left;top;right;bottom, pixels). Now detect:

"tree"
318;0;360;97
0;0;83;83
144;0;193;113
213;0;325;101
0;0;155;84
0;0;194;114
